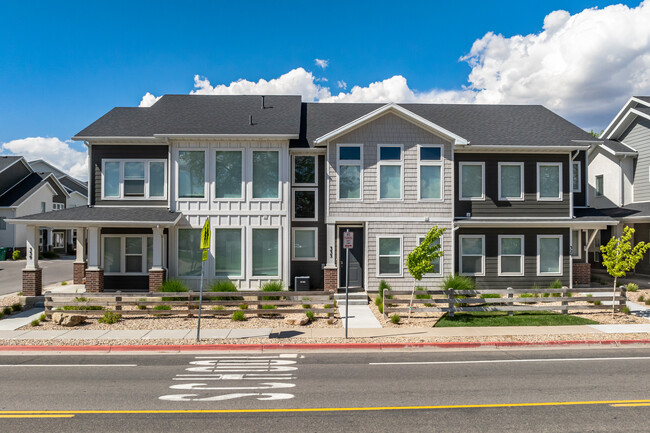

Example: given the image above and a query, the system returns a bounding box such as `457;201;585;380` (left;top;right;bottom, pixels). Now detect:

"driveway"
0;256;74;296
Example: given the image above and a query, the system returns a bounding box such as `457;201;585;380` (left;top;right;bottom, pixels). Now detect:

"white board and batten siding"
169;139;291;290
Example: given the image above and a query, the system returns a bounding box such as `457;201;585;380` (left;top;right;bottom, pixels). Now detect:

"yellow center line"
611;403;650;407
1;399;649;415
0;415;75;418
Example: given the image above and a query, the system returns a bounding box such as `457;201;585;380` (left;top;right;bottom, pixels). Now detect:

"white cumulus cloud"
314;58;329;69
139;92;162;107
337;80;347;89
1;137;88;181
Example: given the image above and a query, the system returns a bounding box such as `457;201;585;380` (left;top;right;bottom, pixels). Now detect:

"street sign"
200;219;210;249
343;231;354;249
202;250;208;261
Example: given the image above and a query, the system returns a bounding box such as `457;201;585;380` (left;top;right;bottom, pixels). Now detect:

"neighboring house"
0;156;71;253
9;95;617;297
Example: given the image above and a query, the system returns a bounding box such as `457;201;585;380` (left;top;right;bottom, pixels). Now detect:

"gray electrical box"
294;276;310;291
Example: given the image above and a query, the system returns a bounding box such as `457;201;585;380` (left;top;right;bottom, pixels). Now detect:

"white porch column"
46;227;53;251
326;223;336;267
75;228;86;263
25;225;39;270
87;226;101;269
151;227;164;270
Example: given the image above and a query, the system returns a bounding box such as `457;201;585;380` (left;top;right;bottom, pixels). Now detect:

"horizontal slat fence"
383;287;627;318
45;290;336;318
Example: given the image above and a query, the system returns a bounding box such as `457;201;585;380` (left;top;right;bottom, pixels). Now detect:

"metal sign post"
197;219;210;342
343;230;354;339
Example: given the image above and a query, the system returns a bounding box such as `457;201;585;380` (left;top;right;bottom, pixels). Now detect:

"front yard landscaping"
434;311;599;327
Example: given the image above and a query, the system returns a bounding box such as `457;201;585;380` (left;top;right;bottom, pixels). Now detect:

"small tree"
405;225;445;321
600;226;649;316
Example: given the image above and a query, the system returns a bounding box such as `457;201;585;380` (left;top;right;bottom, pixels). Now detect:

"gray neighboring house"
9;95;616;296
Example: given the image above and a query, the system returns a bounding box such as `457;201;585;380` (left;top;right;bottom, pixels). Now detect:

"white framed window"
293;188;317;221
293;155;317;186
418;145;443;201
498;235;524;276
498;162;524;201
40;202;46;213
214;150;244;200
377;236;402;276
377;144;403;200
102;235;152;275
292;228;318;261
251;228;279;277
459;162;485;201
418;235;442;276
214;228;243;278
537;162;562;201
53;203;64;210
177;228;203;277
252;150;280;199
571;230;581;259
595;175;604;197
537;235;563;276
103;159;167;200
177;150;206;200
459;235;485;276
572;161;581;193
337;144;362;200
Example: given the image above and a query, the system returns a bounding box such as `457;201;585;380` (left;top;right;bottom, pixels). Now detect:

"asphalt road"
0;346;649;432
0;256;73;295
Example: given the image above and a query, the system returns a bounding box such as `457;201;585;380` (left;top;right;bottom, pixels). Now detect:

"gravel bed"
0;295;21;308
627;288;650;306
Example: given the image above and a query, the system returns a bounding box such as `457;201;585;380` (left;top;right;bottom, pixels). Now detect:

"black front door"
339;227;364;288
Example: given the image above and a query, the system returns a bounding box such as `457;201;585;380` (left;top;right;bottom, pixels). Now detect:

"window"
338;144;362;200
418;236;442;276
595;175;604;197
178;151;205;199
418;145;443;200
214;228;242;277
53;203;64;210
215;150;243;199
102;236;152;274
103;237;121;273
459;162;484;200
252;229;279;276
40;202;46;213
177;228;203;276
53;232;65;249
293;228;317;260
103;159;167;199
124;237;143;272
460;235;485;276
498;235;524;276
498;162;524;201
538;235;562;276
252;151;279;199
537;163;562;201
378;145;403;200
571;230;581;258
293;155;316;185
293;188;317;221
378;237;402;276
572;161;581;193
0;217;5;230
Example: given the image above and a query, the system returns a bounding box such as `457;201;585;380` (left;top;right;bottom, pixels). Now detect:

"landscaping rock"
327;317;338;325
284;314;309;326
52;313;87;327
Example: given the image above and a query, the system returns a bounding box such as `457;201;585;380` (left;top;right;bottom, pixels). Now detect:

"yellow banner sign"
200;218;210;249
202;250;208;261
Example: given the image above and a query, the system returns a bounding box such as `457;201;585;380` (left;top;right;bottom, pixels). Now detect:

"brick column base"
149;269;166;292
22;268;42;297
73;262;87;284
86;269;104;293
323;267;338;292
573;262;591;285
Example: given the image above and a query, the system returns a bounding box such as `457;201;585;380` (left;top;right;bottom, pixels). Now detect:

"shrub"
549;279;563;289
481;294;501;299
626;283;639;292
520;293;536;298
61;281;67;286
231;310;246;321
378;280;392;299
160;279;189;301
39;313;46;322
239;304;248;310
12;250;21;260
377;303;384;314
442;274;475;291
415;286;433;307
41;251;59;259
305;310;315;321
302;304;312;309
137;298;148;310
593;300;602;306
2;307;11;315
324;304;332;309
645;299;650;306
11;303;22;312
261;281;284;300
0;311;4;319
212;305;225;310
622;306;631;314
153;305;171;311
209;280;242;300
62;297;102;311
98;311;121;324
374;296;382;307
390;314;401;324
30;319;40;327
639;295;645;302
17;291;22;296
543;292;551;298
261;305;277;310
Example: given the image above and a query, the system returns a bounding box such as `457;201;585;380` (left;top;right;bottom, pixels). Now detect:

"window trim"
250;227;281;278
292;187;318;222
571;229;581;259
536;162;563;201
498;235;524;277
213;226;244;279
376;144;404;201
102;159;168;200
176;149;207;201
498;162;524;201
595;174;604;197
417;144;444;202
459;235;485;276
459;162;485;201
292;227;318;261
101;235;152;276
292;154;318;186
336;143;363;201
572;161;582;193
537;234;563;276
376;235;403;277
53;203;65;210
213;149;245;202
418;235;443;276
250;149;281;201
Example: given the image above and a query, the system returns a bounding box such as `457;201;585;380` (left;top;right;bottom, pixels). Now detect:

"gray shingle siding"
621;117;650;202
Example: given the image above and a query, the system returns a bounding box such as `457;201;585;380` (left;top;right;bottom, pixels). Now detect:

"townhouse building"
10;95;617;296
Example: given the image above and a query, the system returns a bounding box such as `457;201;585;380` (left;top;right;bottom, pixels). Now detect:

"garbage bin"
294;276;310;291
0;247;6;261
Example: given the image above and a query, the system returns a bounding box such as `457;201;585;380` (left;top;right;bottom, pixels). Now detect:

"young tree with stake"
405;226;445;322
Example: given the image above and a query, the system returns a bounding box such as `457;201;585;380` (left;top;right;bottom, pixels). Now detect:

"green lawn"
434;311;599;327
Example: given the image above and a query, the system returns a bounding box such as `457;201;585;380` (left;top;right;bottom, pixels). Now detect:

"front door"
339;227;364;288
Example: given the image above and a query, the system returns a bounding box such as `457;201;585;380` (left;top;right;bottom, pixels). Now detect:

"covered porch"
7;207;181;296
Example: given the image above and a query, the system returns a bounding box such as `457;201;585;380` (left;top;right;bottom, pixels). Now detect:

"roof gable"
602;96;650;139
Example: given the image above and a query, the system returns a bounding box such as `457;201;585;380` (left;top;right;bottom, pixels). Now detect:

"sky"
1;0;649;180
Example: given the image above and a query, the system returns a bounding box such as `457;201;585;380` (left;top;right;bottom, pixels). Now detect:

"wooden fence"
45;290;336;318
382;287;627;318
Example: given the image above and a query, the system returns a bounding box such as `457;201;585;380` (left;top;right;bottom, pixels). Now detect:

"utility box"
294;276;310;291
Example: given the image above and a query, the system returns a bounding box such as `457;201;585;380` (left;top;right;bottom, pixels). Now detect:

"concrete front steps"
334;292;369;305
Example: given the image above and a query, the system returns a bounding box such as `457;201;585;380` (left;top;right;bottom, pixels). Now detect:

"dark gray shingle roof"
75;95;302;138
573;207;618;223
0;173;49;207
12;206;181;224
600;139;637;154
0;156;23;172
600;203;650;220
58;176;88;196
634;96;650;103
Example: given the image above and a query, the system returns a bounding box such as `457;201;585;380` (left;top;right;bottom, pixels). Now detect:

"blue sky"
1;0;649;179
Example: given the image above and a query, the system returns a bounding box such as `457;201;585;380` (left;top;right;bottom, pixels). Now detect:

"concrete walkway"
338;304;382;328
0;308;44;331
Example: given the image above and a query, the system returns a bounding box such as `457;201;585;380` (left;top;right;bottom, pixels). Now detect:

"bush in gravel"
39;313;46;322
549;279;563;289
639;295;645;302
153;305;171;311
30;319;40;327
2;307;11;315
442;274;475;291
390;314;401;324
622;306;631;314
520;293;537;298
378;280;392;299
480;294;501;299
11;303;22;312
261;281;284;300
626;283;639;292
594;300;602;306
61;281;67;286
0;311;4;319
415;286;433;307
160;279;189;301
62;297;102;311
137;298;148;310
98;311;121;324
212;306;225;310
239;304;248;310
645;299;650;306
209;280;243;300
12;250;20;260
231;310;246;321
302;304;312;309
305;310;315;322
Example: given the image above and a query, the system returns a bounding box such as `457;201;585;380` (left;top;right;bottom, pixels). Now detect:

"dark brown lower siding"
456;227;571;290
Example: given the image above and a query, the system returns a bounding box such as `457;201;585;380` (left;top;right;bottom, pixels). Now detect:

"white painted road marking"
370;356;650;366
159;393;295;402
169;382;296;391
0;364;138;367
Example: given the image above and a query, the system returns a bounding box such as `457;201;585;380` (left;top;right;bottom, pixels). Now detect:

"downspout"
84;141;91;207
619;155;626;207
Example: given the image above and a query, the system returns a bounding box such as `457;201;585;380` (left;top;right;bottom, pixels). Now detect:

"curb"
1;339;650;353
